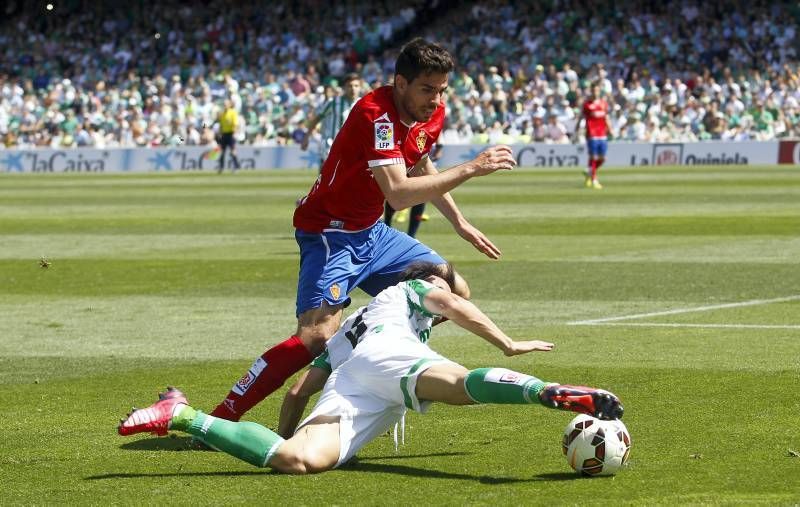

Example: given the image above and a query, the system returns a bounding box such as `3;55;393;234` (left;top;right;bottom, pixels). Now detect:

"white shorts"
296;333;455;467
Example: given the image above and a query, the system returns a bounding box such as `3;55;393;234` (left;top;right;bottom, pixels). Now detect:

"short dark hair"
395;38;454;84
342;73;360;85
399;261;456;290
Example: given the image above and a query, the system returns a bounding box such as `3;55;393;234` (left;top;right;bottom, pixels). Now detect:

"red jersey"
294;86;445;232
582;98;609;139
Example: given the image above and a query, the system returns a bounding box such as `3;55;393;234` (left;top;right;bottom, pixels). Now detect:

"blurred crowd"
0;0;798;149
429;0;800;144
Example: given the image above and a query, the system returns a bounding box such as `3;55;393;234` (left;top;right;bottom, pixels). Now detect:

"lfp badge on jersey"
374;122;393;150
416;130;427;152
329;283;341;300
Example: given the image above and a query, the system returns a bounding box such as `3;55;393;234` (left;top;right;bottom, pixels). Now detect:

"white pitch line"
570;322;800;330
568;294;800;325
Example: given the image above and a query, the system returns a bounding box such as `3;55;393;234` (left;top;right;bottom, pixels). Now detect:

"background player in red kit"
207;38;517;423
580;83;612;189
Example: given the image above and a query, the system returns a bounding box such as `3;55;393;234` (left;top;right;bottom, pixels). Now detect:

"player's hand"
505;340;555;356
472;145;515;176
456;222;502;259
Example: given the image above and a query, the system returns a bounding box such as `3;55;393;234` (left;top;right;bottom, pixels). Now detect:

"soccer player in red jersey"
206;39;516;423
580;83;612;189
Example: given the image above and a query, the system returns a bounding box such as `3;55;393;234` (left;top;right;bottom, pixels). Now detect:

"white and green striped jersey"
317;95;356;141
312;279;440;372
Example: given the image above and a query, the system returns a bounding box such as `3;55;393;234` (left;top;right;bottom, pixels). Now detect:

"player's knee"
302;453;335;474
272;451;312;475
278;449;333;475
296;305;343;354
296;331;328;356
295;324;333;355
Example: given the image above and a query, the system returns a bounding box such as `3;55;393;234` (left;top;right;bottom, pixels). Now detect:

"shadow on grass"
341;460;536;484
86;464;533;484
86;470;278;480
531;472;585;481
354;451;470;460
119;436;201;451
105;444;569;484
351;458;587;483
119;440;470;458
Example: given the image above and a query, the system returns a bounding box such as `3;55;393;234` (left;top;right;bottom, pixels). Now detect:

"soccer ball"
562;414;631;476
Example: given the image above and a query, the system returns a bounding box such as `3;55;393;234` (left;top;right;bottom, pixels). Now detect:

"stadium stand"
1;0;798;148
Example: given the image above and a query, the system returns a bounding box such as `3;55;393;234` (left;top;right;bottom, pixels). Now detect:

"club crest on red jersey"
416;130;427;152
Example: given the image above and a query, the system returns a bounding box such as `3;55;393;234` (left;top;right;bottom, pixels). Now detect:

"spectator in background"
531;116;547;142
545;115;569;143
299;73;363;169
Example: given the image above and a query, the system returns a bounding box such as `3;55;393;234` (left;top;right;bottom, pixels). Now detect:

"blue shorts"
587;138;608;157
295;221;446;316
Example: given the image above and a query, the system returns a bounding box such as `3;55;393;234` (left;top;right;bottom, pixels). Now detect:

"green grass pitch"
1;165;799;505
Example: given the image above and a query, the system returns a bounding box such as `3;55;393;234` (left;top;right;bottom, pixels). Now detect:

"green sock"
465;368;547;405
182;411;285;468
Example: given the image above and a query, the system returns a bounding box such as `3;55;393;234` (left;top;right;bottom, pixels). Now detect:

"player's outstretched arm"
422;288;554;356
277;367;331;439
372;145;515;211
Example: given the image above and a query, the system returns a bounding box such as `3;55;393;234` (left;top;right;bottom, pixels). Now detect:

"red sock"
209;335;313;421
590;159;599;180
596;158;604;175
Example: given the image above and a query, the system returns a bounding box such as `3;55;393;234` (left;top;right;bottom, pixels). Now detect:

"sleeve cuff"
368;158;405;168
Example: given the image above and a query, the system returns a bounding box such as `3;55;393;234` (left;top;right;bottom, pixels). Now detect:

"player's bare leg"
209;303;343;421
414;362;474;405
269;416;341;474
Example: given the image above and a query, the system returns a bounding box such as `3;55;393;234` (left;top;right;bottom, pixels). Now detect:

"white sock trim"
167;403;188;429
263;438;286;467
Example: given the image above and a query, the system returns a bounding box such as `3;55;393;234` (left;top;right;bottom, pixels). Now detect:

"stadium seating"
0;0;798;148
